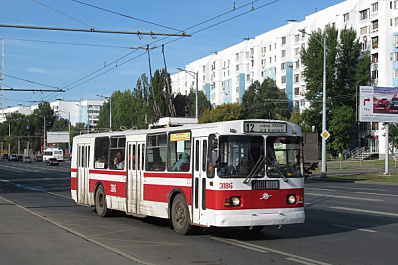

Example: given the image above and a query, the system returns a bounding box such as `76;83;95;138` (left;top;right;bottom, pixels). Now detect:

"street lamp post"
176;67;199;121
299;29;327;178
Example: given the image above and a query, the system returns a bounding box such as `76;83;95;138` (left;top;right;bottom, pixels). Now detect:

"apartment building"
171;0;396;158
1;99;105;129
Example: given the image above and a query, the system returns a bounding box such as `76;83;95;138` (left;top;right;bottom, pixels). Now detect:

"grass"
311;159;398;183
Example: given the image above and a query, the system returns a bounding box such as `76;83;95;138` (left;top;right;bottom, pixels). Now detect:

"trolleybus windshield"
266;136;302;178
218;135;265;178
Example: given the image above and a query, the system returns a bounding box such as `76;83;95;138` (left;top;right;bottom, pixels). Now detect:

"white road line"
355;191;398;197
325;186;387;192
332;224;377;233
211;237;331;265
306;193;384;202
286;257;322;265
305;188;337;192
330;206;398;217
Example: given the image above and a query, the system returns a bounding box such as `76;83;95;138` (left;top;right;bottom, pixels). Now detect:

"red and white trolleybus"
71;118;305;234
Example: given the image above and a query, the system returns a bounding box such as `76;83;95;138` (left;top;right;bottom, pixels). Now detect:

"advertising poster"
359;86;398;122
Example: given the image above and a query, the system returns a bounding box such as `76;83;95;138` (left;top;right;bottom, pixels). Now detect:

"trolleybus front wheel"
95;185;112;217
171;194;192;235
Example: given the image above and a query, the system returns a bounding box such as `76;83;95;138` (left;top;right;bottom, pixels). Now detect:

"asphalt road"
0;159;397;265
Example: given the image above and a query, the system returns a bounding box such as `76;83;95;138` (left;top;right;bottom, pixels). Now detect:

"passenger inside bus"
172;152;190;171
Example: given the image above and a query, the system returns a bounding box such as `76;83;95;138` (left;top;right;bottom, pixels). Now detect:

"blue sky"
0;0;343;107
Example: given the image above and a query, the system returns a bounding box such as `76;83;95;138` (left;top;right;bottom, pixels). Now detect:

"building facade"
171;0;397;157
1;99;105;129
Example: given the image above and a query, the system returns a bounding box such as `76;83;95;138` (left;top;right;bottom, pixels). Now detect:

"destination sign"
244;122;287;133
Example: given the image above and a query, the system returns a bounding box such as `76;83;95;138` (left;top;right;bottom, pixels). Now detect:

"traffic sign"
321;130;330;140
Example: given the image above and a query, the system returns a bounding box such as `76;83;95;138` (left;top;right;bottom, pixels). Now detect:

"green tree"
242;78;290;120
200;103;244;123
300;25;370;155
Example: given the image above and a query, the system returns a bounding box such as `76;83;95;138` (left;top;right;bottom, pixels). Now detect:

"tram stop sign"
321;130;330;140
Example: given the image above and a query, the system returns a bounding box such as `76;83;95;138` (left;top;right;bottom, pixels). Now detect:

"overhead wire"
70;0;184;33
26;0;282;103
32;0;95;29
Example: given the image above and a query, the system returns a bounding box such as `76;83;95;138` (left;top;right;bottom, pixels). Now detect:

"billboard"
47;132;69;144
359;86;398;122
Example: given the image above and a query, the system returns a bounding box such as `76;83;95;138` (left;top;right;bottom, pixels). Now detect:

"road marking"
305;188;337;192
330;206;398;217
211;237;331;265
306;193;384;202
332;224;377;233
325;186;387;192
286;257;323;265
355;191;398;197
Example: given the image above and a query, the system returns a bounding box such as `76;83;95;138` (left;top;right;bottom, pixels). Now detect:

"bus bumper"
211;208;305;227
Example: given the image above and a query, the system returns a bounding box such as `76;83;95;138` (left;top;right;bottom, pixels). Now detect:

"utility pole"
1;40;3;115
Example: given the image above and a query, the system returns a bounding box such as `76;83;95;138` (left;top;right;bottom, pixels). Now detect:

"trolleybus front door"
77;144;90;205
192;137;207;224
126;142;144;214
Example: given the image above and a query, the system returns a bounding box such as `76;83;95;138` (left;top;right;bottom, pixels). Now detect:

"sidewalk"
0;196;143;265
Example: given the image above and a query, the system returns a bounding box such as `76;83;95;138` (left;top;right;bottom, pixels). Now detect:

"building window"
372;70;378;80
295;60;300;69
294;34;299;43
372;20;378;31
395;35;398;48
360;26;367;35
236;53;239;61
360;9;368;20
372;53;379;63
394;52;398;62
395;69;398;78
294;87;299;96
294;47;300;56
371;36;378;49
343;13;350;22
281;50;286;58
372;2;378;12
294;74;299;83
281;63;286;70
269;57;272;64
281;36;286;45
281;75;286;84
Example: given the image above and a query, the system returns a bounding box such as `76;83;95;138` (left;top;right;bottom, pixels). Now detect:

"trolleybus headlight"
287;195;296;205
225;196;241;207
231;196;241;207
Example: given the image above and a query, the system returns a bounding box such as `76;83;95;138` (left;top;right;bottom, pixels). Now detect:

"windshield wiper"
266;157;288;182
243;155;265;183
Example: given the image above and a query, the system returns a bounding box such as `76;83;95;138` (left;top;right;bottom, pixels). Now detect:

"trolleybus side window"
94;137;109;169
110;137;126;170
146;134;166;171
207;134;216;178
202;140;207;172
168;131;191;172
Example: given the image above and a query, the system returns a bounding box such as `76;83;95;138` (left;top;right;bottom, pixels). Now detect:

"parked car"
45;158;59;166
17;155;23;161
2;154;8;159
378;98;390;108
33;155;43;162
8;154;18;161
22;157;32;163
390;98;398;110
